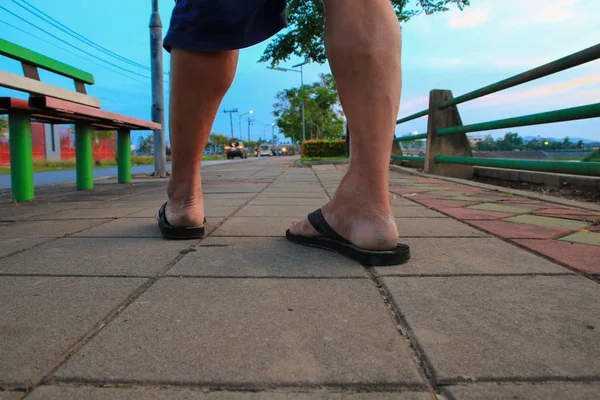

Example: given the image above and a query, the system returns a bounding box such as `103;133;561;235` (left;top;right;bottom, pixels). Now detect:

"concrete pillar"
424;90;473;179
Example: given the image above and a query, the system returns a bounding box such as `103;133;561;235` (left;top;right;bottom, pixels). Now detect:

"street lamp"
238;110;254;140
268;59;309;143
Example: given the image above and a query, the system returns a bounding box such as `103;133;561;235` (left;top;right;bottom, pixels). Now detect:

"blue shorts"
163;0;288;52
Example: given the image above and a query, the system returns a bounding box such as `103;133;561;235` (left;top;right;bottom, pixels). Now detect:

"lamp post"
150;0;166;177
247;118;254;142
268;59;309;143
238;110;254;139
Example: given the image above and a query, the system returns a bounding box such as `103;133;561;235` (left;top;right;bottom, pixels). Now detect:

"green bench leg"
8;111;35;202
75;122;93;190
117;129;131;183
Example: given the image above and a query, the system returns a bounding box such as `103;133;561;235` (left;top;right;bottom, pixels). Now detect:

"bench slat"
30;96;160;130
0;71;101;108
0;38;95;84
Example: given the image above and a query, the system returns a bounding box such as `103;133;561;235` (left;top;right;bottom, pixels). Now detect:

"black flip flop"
286;208;410;267
157;202;206;240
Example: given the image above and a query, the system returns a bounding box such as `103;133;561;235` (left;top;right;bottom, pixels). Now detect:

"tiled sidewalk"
387;170;600;278
0;158;598;400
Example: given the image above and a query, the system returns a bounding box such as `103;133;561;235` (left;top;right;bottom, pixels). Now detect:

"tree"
273;73;345;142
260;0;471;66
209;133;230;146
137;134;154;155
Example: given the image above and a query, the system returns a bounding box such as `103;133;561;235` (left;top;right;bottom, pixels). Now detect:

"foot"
157;192;205;228
288;184;399;251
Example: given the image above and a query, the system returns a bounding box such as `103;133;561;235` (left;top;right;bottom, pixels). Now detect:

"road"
0;157;263;190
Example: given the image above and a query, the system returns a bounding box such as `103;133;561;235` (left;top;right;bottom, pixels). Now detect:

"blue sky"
1;0;599;147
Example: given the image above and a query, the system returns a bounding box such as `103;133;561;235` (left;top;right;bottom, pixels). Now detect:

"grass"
301;156;349;162
0;156;157;175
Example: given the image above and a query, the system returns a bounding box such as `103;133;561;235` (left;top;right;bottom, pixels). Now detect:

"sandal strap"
306;208;350;244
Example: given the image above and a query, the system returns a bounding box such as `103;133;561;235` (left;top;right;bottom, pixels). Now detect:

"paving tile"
126;205;239;218
27;386;431;400
257;192;329;199
412;199;480;209
0;277;144;387
0;204;68;221
442;195;504;202
382;275;600;383
389;187;442;196
24;206;152;220
467;220;573;239
247;197;328;206
73;218;223;238
437;208;515;221
373;238;568;276
443;383;600;400
391;206;446;218
0;237;50;258
52;278;425;386
0;238;191;276
0;392;22;400
467;203;539;214
204;193;257;199
203;184;268;194
397;218;488;237
212;217;295;237
513;239;600;274
559;231;600;247
504;215;590;230
533;208;600;222
167;237;367;278
0;219;110;239
234;205;318;218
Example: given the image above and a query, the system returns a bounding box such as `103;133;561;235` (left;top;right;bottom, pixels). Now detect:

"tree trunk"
344;124;350;156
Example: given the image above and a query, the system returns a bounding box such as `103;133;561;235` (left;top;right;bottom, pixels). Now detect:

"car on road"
225;141;248;159
259;143;274;157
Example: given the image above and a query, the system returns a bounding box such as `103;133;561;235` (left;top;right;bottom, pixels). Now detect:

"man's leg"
164;49;238;227
289;0;402;250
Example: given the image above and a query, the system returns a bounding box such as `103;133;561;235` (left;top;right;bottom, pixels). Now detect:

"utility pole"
247;118;254;142
150;0;167;177
223;108;238;139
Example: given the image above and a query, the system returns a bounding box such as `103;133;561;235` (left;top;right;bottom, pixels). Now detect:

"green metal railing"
393;43;600;176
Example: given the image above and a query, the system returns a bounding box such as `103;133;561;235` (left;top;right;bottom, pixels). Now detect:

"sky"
0;0;599;147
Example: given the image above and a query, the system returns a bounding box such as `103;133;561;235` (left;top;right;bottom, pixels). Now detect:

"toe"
288;217;320;237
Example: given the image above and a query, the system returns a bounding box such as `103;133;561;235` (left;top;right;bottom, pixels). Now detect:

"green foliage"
209;133;230;146
475;133;587;152
260;0;470;66
301;139;346;158
137;134;153;155
273;73;345;143
583;150;600;162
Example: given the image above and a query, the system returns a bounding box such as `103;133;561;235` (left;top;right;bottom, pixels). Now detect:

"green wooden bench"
0;38;160;202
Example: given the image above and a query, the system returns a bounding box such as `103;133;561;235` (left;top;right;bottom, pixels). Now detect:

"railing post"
425;90;473;179
390;139;404;166
75;122;93;190
8;111;35;202
117;129;131;183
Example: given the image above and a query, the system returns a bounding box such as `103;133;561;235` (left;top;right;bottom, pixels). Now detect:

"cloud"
508;0;579;24
398;96;429;118
448;8;490;29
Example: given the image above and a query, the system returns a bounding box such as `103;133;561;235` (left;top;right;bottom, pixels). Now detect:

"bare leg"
289;0;402;250
163;48;238;227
